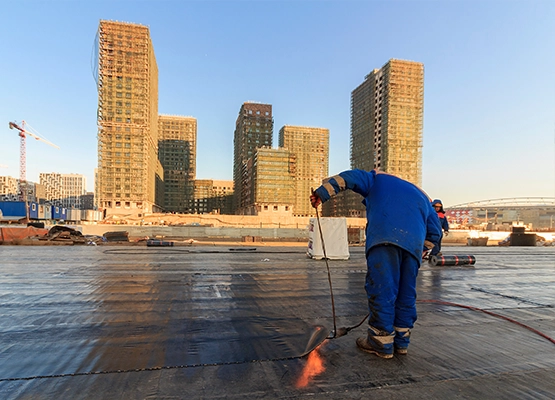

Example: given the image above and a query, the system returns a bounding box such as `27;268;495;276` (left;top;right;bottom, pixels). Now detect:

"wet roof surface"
1;245;554;399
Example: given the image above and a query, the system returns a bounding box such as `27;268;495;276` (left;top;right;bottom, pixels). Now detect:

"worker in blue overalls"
311;169;442;358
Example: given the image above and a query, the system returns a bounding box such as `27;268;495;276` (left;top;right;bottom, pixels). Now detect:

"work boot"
394;326;411;354
356;337;393;359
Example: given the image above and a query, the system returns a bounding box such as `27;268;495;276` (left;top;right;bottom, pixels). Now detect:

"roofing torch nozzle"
328;326;350;339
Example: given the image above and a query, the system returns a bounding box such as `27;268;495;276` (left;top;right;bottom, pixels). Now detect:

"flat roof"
1;246;554;398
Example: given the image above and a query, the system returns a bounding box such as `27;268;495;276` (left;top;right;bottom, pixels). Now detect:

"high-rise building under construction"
95;20;164;217
325;59;424;217
233;102;273;214
158;115;197;213
240;147;296;215
351;58;423;184
193;179;233;215
279;125;329;217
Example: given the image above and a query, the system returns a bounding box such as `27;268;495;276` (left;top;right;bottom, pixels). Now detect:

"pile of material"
146;239;174;247
46;226;86;245
103;231;129;242
467;237;488;246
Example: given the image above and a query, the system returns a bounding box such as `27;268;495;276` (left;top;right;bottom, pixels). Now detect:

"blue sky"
1;0;554;207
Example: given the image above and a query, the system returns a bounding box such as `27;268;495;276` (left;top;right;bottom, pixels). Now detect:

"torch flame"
295;343;326;388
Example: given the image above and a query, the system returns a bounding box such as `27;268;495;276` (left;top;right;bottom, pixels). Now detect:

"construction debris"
46;226;86;244
103;231;129;242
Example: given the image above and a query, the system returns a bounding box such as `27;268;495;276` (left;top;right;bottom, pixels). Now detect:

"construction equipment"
8;121;59;201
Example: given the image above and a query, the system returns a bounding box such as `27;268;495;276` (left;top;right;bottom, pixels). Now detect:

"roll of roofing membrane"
431;255;476;266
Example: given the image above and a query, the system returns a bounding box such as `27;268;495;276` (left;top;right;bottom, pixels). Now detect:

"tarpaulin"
0;226;48;243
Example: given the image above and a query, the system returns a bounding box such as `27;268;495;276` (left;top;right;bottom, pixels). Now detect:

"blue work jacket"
314;169;442;261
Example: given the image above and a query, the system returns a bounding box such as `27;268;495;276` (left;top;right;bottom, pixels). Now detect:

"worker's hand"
444;231;449;236
310;192;321;208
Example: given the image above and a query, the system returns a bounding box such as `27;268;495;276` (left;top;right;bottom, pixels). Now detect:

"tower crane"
8;120;59;201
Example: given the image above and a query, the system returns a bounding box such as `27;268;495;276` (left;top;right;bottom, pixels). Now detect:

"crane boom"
8;120;59;204
24;130;60;149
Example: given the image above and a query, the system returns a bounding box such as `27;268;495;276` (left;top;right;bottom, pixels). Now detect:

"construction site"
1;245;554;398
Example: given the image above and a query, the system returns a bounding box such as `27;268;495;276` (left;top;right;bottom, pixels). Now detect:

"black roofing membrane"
1;245;554;399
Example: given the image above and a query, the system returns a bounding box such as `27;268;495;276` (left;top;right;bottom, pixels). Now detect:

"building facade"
61;174;88;208
158;115;197;213
193;179;233;215
81;192;95;210
325;59;424;217
278;125;329;217
39;173;87;208
232;102;273;213
96;20;164;218
0;176;19;202
39;173;62;205
239;147;295;216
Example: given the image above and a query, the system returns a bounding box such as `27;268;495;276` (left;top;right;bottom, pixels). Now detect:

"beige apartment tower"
158;115;197;213
351;59;424;184
279;125;329;217
193;179;233;215
233;102;273;213
96;20;163;217
240;147;296;215
326;59;424;217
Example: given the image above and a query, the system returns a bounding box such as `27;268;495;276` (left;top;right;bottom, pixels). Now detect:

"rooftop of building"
1;245;553;398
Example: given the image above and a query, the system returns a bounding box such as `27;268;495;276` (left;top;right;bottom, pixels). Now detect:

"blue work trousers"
365;244;420;350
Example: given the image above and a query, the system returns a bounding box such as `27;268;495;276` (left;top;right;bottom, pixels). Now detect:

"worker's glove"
444;231;449;236
310;191;321;208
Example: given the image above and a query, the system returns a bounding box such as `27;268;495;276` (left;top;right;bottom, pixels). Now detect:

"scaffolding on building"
193;179;234;215
381;59;424;186
335;59;424;218
279;125;329;217
350;59;423;186
158;115;197;213
232;102;273;213
238;147;295;215
96;20;161;216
